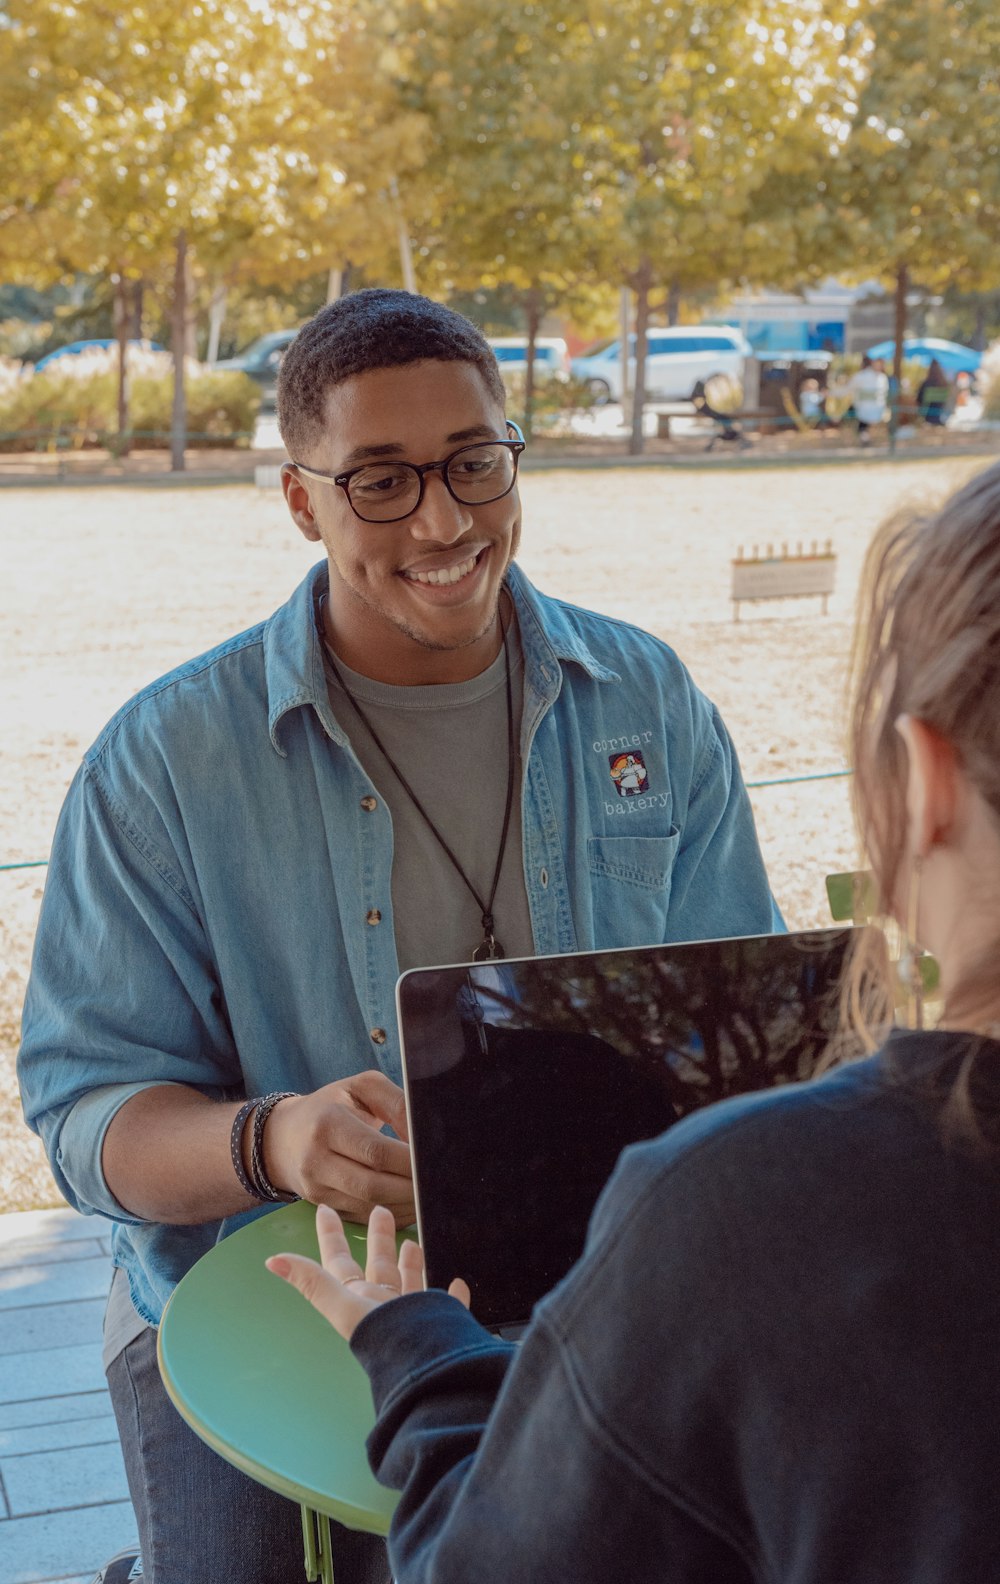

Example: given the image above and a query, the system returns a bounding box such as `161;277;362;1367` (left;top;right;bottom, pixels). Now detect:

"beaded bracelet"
249;1091;299;1203
230;1098;264;1202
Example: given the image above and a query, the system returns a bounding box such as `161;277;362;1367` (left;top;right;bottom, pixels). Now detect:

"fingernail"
266;1256;291;1278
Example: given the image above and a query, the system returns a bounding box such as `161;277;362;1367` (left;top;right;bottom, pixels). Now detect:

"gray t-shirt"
323;624;534;973
104;1261;147;1369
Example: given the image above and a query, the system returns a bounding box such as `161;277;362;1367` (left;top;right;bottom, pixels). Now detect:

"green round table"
158;1200;409;1584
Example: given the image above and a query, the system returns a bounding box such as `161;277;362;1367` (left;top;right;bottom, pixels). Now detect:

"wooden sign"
731;541;836;620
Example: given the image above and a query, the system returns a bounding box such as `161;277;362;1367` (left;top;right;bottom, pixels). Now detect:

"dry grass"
2;455;993;1211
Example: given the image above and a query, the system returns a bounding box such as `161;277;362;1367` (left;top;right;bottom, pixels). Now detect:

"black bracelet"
230;1098;265;1202
249;1091;299;1203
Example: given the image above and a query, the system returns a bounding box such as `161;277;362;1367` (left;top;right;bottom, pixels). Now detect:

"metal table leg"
301;1504;336;1584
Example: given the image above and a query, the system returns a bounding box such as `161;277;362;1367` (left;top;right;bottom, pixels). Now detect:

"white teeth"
407;554;477;586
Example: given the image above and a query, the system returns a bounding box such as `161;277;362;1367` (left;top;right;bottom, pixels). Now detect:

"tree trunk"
522;285;542;442
892;262;907;389
629;262;653;456
666;281;681;326
889;261;908;451
327;263;352;303
184;245;198;361
389;178;416;292
171;231;188;473
130;279;144;340
619;286;631;421
113;271;131;457
206;283;227;364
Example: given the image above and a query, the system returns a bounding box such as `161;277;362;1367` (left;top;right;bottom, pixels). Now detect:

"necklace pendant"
472;934;505;962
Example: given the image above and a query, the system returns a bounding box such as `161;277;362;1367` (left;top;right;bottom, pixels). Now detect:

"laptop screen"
397;928;858;1329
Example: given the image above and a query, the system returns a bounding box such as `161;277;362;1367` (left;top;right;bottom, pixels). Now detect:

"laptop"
396;927;861;1332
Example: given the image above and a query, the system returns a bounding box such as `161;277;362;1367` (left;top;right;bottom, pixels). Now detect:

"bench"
731;544;836;620
689;384;797;450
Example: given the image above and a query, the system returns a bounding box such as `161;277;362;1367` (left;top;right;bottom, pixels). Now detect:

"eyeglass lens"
347;443;516;522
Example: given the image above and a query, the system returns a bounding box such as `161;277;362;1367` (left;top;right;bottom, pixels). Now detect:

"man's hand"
263;1073;416;1225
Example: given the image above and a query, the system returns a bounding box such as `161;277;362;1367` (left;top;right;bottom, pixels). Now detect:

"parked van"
571;326;752;403
487;337;570;381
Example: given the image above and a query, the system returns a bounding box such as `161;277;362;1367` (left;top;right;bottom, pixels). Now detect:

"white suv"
572;326;751;403
487;337;570;381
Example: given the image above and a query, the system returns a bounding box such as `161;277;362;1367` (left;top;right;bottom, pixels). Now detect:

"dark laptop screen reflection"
398;933;854;1328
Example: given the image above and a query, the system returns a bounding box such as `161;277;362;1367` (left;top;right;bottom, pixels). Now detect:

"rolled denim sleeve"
665;702;784;942
18;758;243;1223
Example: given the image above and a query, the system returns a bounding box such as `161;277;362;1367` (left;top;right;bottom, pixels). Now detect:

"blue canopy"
864;337;981;373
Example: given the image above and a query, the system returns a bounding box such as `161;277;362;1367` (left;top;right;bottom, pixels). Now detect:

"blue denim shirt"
18;560;781;1325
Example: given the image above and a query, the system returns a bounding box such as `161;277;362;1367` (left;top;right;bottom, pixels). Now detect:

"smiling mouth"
401;550;483;587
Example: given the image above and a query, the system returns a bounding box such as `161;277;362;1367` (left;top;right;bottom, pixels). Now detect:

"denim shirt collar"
263;560;622;756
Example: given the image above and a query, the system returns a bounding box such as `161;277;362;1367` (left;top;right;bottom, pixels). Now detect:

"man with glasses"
19;289;780;1584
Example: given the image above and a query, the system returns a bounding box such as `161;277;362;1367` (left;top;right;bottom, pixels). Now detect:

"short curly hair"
276;289;506;457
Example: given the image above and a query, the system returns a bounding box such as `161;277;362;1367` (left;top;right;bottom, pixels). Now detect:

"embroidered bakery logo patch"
608;751;649;798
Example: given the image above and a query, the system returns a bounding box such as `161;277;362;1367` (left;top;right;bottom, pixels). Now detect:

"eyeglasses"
289;422;525;524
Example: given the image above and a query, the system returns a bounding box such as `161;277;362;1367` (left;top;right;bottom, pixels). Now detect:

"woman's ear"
894;714;959;859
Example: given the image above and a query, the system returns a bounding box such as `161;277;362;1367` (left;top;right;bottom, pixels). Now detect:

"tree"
392;0;867;451
391;0;605;436
0;0;428;464
0;1;286;457
834;0;1000;392
568;0;869;450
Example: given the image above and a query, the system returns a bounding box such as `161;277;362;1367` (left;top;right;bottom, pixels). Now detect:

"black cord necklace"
321;593;517;962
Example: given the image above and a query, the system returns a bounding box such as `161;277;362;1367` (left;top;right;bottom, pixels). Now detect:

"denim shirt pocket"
586;830;680;946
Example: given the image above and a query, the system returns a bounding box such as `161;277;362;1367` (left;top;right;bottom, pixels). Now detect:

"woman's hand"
266;1203;470;1342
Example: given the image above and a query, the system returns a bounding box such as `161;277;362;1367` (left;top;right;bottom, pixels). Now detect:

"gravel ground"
1;455;993;1210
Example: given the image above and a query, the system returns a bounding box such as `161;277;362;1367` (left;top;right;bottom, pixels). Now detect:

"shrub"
0;346;261;451
828;353;929;399
0;357;26;399
0;319;51;360
504;373;597;435
129;368;261;448
0;365;114;451
825;355;933;426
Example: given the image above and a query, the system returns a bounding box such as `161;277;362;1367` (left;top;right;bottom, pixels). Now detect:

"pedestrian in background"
849;354;889;445
917;358;951;427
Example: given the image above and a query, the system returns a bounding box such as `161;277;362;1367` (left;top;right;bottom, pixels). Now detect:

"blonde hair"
845;461;1000;1103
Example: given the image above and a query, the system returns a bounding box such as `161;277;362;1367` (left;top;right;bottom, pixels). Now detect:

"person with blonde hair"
270;458;1000;1582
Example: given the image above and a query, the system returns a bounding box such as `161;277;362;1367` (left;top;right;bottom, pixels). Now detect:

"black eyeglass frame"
289;420;526;524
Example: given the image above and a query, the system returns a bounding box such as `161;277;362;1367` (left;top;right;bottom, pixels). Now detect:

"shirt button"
360;795;378;812
539;868;549;888
370;1027;387;1045
366;909;382;926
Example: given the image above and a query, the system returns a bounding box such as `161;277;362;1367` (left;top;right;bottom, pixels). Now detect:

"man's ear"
281;464;322;543
894;714;959;859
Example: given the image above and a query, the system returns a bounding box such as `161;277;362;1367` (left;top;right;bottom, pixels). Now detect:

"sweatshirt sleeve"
351;1222;757;1584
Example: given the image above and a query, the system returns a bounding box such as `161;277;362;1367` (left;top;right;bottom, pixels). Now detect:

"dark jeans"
107;1327;391;1584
